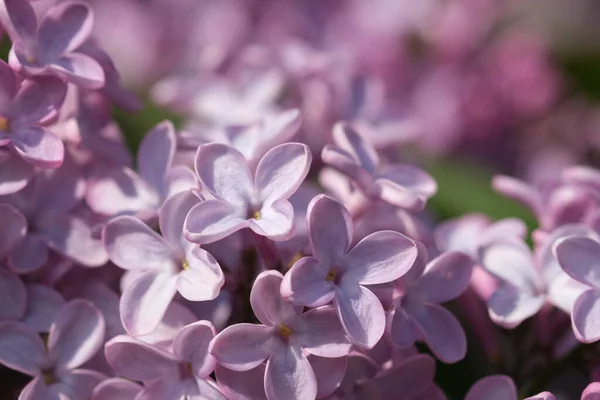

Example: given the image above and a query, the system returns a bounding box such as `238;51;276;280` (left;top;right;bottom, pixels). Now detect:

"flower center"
0;117;10;131
326;269;336;282
179;361;194;379
181;259;190;270
279;323;293;339
42;369;56;385
252;210;261;220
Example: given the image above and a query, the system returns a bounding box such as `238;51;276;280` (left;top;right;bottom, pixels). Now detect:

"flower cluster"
0;1;599;400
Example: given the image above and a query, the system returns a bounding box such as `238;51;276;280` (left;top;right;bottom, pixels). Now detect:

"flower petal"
91;378;143;400
374;164;437;211
309;355;347;398
281;257;335;307
488;284;545;329
177;246;224;301
255;142;311;204
10;76;67;126
163;166;198;200
173;321;217;379
0;268;26;320
105;335;179;381
119;270;179;336
215;364;267;400
306;194;353;264
344;230;417;285
264;343;317;400
572;289;600;343
492;175;543;217
49;53;105;89
137;121;176;194
0;321;44;375
465;375;517;400
582;382;600;400
53;369;105;400
555;236;600;289
0;203;26;259
417;252;474;303
249;199;294;241
334;283;385;349
184;199;248;244
292;307;351;358
209;323;271;371
480;239;540;292
47;299;104;369
0;150;35;195
390;307;419;348
22;284;65;332
159;190;200;253
8;233;48;274
38;2;94;59
405;301;467;363
11;126;64;168
103;215;176;271
2;0;37;43
251;271;302;326
194;143;253;205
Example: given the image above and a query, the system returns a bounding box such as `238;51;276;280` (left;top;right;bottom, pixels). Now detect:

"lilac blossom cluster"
0;1;600;400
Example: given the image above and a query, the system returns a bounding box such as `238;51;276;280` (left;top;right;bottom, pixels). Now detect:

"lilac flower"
105;321;226;400
103;190;224;336
554;234;600;342
0;148;35;194
281;194;417;348
322;122;437;211
0;60;66;168
0;161;108;273
184;142;312;244
210;271;351;400
0;268;65;332
87;120;197;221
92;378;142;400
391;247;474;363
4;0;105;88
465;375;555;400
0;299;105;400
583;382;600;400
481;227;590;329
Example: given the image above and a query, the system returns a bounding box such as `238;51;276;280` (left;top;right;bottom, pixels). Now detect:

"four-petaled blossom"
0;299;105;400
555;234;600;343
105;321;226;400
0;60;66;168
480;226;590;329
87;120;197;221
184;142;312;244
322;122;437;211
103;190;224;336
4;0;105;88
281;194;418;348
210;271;352;400
391;246;474;363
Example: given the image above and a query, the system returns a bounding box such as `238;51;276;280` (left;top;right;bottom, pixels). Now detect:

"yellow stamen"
326;269;336;282
252;211;261;220
42;370;56;385
0;117;9;131
279;323;293;339
181;260;190;270
288;252;304;269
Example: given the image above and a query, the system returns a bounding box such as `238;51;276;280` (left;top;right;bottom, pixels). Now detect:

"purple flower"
554;233;600;342
465;375;555;400
103;190;224;336
4;0;105;88
91;378;142;400
105;321;226;400
210;270;351;400
0;268;65;332
0;60;66;168
391;247;474;363
87;120;197;221
0;299;105;400
0;148;35;194
583;382;600;400
0;161;108;272
481;227;590;329
322;122;437;211
184;142;312;244
281;194;417;348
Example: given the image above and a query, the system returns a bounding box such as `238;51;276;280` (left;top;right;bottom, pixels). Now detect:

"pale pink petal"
390;307;419;348
119;270;179;336
19;377;58;400
0;203;30;261
249;199;294;241
184;199;248;244
178;246;224;301
0;150;35;195
280;257;335;307
173;321;217;378
555;236;600;289
215;364;267;400
344;230;417;285
264;343;317;400
465;375;517;400
250;271;302;327
572;289;600;343
308;354;346;399
374;164;437;211
292;307;352;358
137;121;176;193
306;194;353;263
11;126;64;168
37;2;94;57
209;324;272;371
0;321;44;375
163;166;198;201
49;53;105;89
334;283;385;349
103;216;176;272
53;369;105;400
582;382;600;400
480;240;541;292
92;378;143;400
492;175;543;217
417;252;474;303
488;284;545;328
159;190;200;253
10;76;67;126
105;335;179;381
